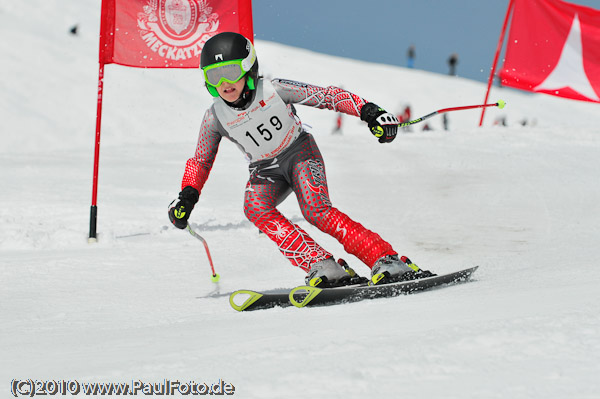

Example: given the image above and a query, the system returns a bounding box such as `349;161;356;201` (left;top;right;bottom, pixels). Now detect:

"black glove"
360;103;399;143
168;186;199;229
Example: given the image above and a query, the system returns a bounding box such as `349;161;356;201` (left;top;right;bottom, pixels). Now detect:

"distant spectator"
398;105;412;132
443;113;449;131
448;53;458;76
407;45;415;68
423;123;432;131
332;114;343;135
494;116;507;127
401;105;411;123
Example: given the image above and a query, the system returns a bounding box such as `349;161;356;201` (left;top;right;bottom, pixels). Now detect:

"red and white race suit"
181;79;397;271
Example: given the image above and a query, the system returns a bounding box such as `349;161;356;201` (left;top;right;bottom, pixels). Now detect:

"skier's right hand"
360;102;399;143
168;186;199;229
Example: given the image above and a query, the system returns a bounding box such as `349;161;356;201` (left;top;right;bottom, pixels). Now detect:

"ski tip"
459;265;479;281
229;290;263;312
496;99;506;109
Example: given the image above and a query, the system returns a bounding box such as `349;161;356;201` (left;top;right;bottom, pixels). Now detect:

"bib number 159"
245;116;282;147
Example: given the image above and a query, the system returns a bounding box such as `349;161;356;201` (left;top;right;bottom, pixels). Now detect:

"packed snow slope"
2;1;600;398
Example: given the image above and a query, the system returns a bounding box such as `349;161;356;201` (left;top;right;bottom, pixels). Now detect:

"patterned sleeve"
271;78;368;117
181;108;222;193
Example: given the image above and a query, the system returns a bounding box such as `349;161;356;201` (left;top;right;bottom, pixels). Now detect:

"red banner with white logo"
499;0;600;103
99;0;254;68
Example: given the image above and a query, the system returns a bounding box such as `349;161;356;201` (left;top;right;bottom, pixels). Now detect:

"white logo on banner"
534;14;600;101
137;0;219;62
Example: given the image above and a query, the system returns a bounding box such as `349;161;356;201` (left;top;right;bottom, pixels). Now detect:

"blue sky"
252;0;600;83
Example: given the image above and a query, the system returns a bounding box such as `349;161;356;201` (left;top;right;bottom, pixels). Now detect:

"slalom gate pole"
480;0;515;126
89;61;105;243
187;224;220;283
399;100;505;128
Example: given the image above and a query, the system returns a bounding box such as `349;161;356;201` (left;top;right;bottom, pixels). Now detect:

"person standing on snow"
168;32;434;287
448;53;459;76
332;113;343;135
407;45;415;68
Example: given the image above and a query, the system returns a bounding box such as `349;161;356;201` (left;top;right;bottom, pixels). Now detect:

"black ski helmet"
200;32;259;97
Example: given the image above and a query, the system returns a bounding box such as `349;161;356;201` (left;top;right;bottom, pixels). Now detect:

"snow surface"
2;1;600;398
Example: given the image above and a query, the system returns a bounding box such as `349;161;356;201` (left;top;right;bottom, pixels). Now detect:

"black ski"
229;266;478;311
288;266;478;308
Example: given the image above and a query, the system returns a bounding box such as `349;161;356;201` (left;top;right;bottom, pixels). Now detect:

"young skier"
169;32;434;287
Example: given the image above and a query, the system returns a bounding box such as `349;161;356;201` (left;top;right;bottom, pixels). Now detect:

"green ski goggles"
203;59;247;88
202;59;256;97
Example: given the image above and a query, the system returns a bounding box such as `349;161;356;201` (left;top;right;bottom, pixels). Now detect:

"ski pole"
187;223;220;283
398;100;506;128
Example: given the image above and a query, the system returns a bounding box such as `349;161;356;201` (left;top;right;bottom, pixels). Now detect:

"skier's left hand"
360;103;399;143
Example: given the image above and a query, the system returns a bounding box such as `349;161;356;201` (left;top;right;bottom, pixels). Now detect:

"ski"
288;266;478;308
229;288;293;312
229;266;478;311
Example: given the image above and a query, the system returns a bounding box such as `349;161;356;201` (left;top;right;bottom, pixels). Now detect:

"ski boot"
305;258;361;288
370;255;436;285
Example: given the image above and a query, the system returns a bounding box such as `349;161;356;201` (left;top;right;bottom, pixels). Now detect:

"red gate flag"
499;0;600;103
89;0;253;241
100;0;254;68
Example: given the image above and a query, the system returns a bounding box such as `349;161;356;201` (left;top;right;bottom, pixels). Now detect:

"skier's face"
217;76;246;103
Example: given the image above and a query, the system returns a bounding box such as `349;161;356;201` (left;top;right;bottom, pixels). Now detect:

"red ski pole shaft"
187;224;220;282
399;100;505;127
